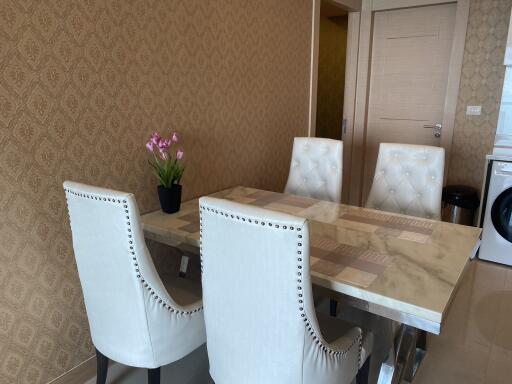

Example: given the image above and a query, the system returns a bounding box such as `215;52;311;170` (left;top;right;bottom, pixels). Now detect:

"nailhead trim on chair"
64;188;203;316
199;204;361;358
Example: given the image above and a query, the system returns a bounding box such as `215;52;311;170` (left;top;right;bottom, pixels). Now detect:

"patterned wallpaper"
0;1;311;383
316;15;348;139
448;0;512;191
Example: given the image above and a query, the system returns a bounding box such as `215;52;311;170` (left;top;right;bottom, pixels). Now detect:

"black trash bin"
442;185;480;226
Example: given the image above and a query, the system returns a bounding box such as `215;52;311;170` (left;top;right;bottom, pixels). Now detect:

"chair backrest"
63;181;195;367
200;197;323;383
366;143;445;220
284;137;343;202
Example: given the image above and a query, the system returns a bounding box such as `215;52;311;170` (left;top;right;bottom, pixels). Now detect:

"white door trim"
348;0;373;205
308;0;321;137
342;11;361;203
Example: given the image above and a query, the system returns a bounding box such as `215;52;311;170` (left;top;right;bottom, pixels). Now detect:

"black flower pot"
158;184;182;214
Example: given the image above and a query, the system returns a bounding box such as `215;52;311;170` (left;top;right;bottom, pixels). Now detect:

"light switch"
466;105;482;115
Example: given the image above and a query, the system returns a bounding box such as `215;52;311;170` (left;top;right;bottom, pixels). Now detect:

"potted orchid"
146;131;185;213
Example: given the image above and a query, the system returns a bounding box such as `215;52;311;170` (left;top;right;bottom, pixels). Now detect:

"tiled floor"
414;260;512;384
84;346;213;384
90;260;512;384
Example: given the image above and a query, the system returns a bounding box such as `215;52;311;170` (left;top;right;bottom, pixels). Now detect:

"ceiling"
321;0;348;18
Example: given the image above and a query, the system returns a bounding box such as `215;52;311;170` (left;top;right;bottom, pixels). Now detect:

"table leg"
177;246;199;277
377;352;397;384
406;330;427;382
179;254;190;277
377;324;427;384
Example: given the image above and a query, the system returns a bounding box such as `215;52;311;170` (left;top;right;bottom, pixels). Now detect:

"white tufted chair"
284;137;343;203
366;143;445;220
63;181;206;384
199;197;372;384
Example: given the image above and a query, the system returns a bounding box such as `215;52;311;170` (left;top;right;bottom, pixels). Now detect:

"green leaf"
147;152;185;187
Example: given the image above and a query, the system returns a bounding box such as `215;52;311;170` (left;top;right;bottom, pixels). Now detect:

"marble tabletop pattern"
141;186;481;333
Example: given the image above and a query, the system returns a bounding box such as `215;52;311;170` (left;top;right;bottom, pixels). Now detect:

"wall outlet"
466;105;482;115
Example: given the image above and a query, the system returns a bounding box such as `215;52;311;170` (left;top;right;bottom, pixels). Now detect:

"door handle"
423;123;443;130
423;123;442;138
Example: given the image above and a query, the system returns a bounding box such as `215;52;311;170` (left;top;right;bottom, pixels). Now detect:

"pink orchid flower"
146;131;185;188
158;138;171;150
150;132;161;145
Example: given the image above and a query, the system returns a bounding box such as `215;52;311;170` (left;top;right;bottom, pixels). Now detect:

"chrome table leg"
377;324;426;384
377;352;397;384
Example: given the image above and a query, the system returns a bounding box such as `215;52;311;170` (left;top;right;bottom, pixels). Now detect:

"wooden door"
361;3;457;201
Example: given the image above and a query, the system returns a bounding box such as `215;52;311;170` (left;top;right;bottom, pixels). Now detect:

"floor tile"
450;261;506;315
436;307;497;348
86;260;511;384
505;270;512;289
492;294;512;351
483;344;512;384
85;345;212;384
426;337;491;377
414;354;487;384
414;260;508;384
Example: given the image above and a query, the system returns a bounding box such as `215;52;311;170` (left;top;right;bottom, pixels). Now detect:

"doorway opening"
315;0;349;140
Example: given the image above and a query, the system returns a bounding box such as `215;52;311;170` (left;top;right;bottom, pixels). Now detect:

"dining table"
140;186;481;384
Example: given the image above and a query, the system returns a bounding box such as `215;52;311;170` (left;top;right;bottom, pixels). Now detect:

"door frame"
341;12;360;203
308;0;361;203
346;0;470;205
308;0;362;138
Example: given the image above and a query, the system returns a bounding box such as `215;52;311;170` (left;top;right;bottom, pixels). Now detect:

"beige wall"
448;0;512;191
0;1;312;382
316;15;348;139
2;0;509;382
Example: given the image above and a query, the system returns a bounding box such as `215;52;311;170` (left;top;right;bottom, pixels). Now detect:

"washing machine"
479;160;512;265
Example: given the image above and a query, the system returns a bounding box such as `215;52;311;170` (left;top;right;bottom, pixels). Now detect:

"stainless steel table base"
377;324;426;384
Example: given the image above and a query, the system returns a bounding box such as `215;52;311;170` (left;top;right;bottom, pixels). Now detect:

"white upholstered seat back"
200;197;360;384
64;181;205;368
365;143;445;220
284;137;343;203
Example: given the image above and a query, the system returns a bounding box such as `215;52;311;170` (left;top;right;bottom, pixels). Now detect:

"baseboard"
47;355;96;384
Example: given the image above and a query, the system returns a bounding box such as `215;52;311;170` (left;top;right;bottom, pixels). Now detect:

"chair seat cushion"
316;312;373;367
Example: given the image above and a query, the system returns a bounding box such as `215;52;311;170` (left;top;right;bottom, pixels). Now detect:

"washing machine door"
491;187;512;243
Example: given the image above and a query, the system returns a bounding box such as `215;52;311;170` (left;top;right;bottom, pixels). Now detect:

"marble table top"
141;186;481;334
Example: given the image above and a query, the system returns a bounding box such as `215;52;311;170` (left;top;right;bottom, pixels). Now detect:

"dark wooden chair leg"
148;367;161;384
356;355;371;384
329;299;338;317
95;348;108;384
